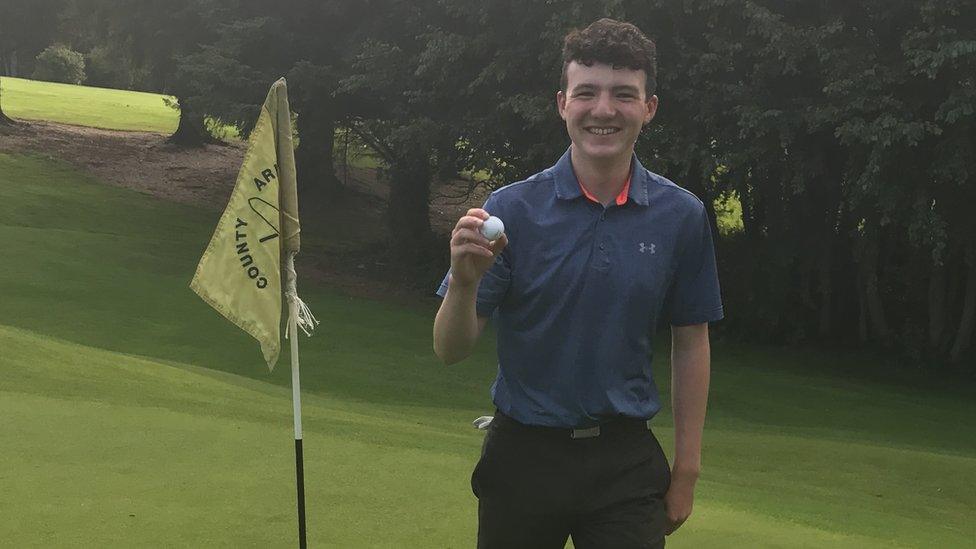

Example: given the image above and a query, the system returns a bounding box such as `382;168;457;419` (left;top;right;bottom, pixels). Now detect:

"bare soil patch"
0;120;245;208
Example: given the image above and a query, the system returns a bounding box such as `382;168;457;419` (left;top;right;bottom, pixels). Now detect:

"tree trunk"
167;97;213;147
0;78;16;125
0;104;14;125
1;50;18;77
738;177;753;238
949;245;976;364
815;145;846;341
832;213;860;346
857;280;869;344
928;259;947;350
859;235;891;345
818;240;833;338
388;150;433;250
295;102;339;200
683;157;718;241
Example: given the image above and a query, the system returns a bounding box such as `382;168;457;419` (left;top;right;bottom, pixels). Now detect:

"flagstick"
288;296;307;548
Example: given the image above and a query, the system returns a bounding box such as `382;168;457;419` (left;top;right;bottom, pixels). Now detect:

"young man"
433;18;723;549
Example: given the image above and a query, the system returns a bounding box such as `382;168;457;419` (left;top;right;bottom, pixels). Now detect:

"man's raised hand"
449;208;508;287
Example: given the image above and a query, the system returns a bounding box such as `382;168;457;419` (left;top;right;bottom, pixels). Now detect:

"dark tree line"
629;0;976;365
3;0;974;367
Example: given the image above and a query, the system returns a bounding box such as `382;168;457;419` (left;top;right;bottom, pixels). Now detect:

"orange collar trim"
578;175;631;206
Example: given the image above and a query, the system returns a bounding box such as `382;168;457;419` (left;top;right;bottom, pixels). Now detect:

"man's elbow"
433;341;469;365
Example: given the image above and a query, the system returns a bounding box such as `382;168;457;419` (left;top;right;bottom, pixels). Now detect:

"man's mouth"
585;127;620;136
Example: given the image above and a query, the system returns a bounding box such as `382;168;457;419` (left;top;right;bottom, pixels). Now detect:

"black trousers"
472;411;671;549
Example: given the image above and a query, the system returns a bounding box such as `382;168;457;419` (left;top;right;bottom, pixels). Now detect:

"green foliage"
624;0;976;364
203;115;239;141
31;44;86;84
0;0;65;78
83;45;135;89
714;191;744;236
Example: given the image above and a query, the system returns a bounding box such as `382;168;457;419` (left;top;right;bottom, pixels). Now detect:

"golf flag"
190;78;304;369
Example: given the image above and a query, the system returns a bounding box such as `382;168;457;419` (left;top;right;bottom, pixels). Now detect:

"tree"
32;44;86;84
0;0;65;78
173;0;362;186
0;0;60;125
629;0;976;365
339;15;447;249
337;0;635;253
64;0;218;146
0;78;17;125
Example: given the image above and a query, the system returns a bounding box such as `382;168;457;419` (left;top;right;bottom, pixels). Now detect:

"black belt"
492;410;650;439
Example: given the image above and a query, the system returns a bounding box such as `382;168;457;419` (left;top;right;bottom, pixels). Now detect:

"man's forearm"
433;275;482;364
670;324;711;476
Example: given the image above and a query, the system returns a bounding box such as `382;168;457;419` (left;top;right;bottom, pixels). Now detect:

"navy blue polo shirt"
437;148;723;428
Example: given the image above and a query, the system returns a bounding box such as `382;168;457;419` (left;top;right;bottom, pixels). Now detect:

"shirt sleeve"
435;194;512;318
668;206;724;326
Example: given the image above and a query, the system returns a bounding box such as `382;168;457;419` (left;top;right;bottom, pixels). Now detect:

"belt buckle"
571;425;600;439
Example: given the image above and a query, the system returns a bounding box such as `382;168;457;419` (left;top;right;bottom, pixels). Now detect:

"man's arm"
433;280;489;365
432;208;506;365
665;322;711;535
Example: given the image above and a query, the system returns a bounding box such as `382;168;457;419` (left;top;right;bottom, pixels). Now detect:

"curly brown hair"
560;18;657;96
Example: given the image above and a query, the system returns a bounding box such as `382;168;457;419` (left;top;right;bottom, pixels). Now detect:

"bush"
84;46;133;89
32;44;86;85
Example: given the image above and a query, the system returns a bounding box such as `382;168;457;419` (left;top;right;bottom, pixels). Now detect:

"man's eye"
617;94;636;100
575;91;594;97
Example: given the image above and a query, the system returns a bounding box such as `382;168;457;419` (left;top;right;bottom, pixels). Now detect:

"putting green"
1;152;974;547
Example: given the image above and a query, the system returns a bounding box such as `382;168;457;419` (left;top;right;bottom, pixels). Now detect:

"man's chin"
574;142;630;162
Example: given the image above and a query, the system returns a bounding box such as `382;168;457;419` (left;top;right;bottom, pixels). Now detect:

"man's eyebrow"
570;83;641;93
570;83;597;92
612;85;641;93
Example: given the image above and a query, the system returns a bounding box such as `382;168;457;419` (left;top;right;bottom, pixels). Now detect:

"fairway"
1;77;178;133
2;151;975;548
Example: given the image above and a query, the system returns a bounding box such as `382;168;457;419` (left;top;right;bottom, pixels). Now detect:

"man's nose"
592;92;616;118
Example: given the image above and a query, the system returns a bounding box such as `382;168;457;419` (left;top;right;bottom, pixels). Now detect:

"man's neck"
570;146;633;206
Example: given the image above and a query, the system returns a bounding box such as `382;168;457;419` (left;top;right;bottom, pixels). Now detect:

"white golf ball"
481;216;505;241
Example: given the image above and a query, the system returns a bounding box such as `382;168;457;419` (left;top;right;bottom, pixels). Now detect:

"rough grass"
1;152;974;547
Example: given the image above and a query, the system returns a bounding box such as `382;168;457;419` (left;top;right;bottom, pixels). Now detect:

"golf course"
1;79;974;548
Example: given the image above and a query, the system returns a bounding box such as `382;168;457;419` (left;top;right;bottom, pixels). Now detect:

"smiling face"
557;61;658;166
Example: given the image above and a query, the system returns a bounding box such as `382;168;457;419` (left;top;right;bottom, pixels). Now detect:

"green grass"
2;152;975;548
1;77;179;133
334;127;384;171
2;75;975;547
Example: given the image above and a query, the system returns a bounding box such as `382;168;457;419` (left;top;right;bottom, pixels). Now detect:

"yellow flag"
190;78;301;369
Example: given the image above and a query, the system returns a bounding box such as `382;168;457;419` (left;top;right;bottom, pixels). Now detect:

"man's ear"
644;94;659;125
557;90;567;120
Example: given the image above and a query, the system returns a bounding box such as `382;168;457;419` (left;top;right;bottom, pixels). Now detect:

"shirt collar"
552;147;650;207
579;174;631;206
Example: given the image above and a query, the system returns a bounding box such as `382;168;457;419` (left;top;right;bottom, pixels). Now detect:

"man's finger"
452;228;490;248
465;208;489;220
454;215;487;233
489;233;508;254
457;243;494;258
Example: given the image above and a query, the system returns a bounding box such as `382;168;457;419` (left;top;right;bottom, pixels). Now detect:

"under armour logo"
639;242;656;254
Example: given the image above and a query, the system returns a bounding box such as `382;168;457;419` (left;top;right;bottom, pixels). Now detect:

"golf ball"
481;216;505;241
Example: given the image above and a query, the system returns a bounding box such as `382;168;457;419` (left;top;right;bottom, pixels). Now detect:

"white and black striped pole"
289;298;307;549
285;252;317;549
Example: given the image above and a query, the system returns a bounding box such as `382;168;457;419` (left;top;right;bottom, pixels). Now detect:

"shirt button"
599;244;605;250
